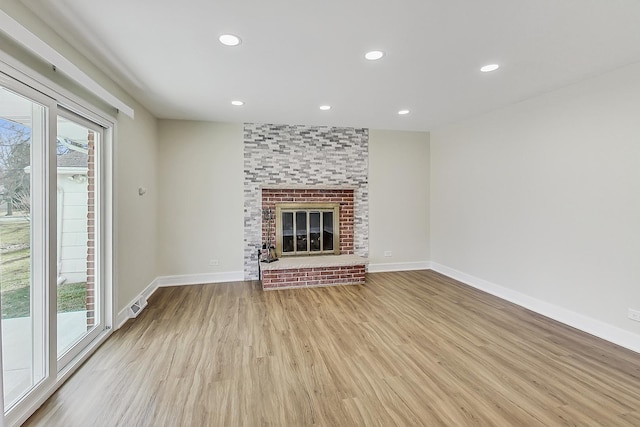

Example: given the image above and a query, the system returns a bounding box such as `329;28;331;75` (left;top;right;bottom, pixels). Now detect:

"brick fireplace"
259;186;367;290
243;123;369;281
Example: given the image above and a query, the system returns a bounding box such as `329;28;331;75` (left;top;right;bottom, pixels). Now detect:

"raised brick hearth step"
260;254;368;290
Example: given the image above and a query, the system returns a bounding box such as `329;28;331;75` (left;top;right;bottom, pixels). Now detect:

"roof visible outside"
57;150;88;168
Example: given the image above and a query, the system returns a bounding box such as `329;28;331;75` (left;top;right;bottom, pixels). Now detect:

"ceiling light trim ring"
365;50;385;61
480;64;500;72
219;34;242;46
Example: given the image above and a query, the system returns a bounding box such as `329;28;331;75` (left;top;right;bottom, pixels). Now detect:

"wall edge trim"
155;271;245;287
368;261;431;273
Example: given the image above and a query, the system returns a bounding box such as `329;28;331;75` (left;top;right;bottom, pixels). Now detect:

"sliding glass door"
55;111;104;367
0;73;111;420
0;84;49;410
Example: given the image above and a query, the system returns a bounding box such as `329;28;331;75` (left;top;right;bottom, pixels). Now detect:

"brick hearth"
261;255;367;290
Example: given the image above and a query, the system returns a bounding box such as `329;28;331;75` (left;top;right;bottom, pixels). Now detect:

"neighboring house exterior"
56;150;88;285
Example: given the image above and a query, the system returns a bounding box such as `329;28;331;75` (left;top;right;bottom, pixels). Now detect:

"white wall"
157;120;244;277
116;106;159;309
156;124;429;277
369;129;430;270
430;62;640;340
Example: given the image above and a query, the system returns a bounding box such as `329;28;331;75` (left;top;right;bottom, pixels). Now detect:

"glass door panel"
282;212;294;253
56;113;101;363
309;212;321;251
0;85;47;410
322;212;334;251
295;211;307;251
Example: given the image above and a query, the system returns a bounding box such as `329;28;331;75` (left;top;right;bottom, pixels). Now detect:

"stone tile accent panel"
262;188;354;255
244;123;369;280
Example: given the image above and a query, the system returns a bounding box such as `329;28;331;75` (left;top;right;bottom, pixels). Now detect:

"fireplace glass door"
276;204;339;256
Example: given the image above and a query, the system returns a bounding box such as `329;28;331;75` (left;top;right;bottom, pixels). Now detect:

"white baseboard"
116;271;244;329
368;261;431;273
154;271;244;287
430;262;640;354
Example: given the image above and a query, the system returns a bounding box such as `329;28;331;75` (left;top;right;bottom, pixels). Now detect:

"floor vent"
128;296;148;318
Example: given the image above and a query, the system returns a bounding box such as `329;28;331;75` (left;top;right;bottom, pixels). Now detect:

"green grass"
1;247;30;292
57;282;87;313
1;219;31;295
0;218;30;245
1;282;87;319
1;219;87;319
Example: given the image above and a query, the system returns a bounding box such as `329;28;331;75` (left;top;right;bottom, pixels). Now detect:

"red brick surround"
260;187;365;290
261;188;354;255
86;131;95;329
262;265;365;290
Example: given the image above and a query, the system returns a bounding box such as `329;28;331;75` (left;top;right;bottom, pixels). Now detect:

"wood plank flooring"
25;270;640;426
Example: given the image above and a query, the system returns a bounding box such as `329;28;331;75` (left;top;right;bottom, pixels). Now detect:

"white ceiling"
20;0;640;131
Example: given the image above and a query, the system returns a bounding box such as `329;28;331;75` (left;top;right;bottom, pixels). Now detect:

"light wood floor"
25;270;640;426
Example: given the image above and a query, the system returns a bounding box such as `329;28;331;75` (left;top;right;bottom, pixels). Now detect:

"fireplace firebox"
275;203;340;257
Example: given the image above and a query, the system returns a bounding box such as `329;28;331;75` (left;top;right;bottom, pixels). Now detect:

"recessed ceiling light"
219;34;242;46
398;109;410;115
480;64;500;72
231;100;244;106
365;50;385;61
319;105;331;111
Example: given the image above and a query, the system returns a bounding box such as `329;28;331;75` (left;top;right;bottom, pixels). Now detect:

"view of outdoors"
0;115;33;319
0;87;44;408
0;119;87;318
1;86;96;408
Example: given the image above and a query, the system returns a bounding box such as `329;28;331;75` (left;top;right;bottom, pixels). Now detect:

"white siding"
57;174;88;284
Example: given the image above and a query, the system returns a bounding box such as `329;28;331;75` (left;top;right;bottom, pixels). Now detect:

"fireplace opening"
275;203;340;257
